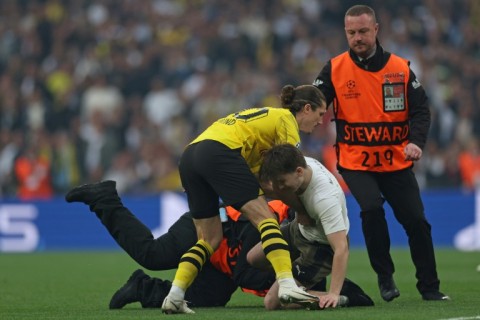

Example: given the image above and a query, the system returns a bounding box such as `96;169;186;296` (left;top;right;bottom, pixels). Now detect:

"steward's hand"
404;143;422;161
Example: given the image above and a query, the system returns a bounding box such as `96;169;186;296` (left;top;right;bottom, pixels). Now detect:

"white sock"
278;277;297;288
169;285;185;300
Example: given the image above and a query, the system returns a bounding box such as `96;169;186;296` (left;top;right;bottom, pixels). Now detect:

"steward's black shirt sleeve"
313;60;336;108
407;68;431;150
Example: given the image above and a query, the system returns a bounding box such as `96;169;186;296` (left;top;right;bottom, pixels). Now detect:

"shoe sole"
422;295;451;301
162;308;195;314
382;291;400;302
161;299;195;314
279;294;319;309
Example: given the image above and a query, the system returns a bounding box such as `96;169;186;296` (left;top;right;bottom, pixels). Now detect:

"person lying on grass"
66;179;373;310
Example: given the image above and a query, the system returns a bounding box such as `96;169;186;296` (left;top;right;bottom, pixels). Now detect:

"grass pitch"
1;249;479;320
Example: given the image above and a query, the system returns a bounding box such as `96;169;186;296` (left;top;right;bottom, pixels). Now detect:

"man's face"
344;13;378;58
298;103;327;134
271;168;304;195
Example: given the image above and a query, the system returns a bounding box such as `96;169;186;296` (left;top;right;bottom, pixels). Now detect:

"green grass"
1;249;479;320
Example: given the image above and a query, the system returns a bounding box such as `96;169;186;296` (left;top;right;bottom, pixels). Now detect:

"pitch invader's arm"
319;230;348;309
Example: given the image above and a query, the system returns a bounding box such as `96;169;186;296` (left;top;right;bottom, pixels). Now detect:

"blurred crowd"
0;0;479;200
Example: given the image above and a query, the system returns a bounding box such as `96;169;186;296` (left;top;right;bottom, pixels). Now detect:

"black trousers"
90;198;237;307
341;168;440;294
135;262;236;308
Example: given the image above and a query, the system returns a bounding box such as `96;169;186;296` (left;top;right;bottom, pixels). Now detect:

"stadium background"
0;0;479;252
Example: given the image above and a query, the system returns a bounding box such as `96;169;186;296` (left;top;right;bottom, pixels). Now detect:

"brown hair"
345;5;376;23
280;84;326;115
259;143;307;182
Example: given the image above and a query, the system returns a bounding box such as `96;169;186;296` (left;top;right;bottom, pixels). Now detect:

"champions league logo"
454;189;480;251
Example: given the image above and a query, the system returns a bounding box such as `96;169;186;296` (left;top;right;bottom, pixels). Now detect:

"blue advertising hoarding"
0;190;478;252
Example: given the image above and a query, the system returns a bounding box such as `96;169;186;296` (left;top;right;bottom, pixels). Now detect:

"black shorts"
179;140;261;219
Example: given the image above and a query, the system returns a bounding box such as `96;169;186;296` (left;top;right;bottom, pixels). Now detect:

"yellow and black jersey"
191;107;300;175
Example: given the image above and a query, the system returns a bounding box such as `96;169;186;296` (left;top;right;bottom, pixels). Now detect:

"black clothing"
341;169;440;293
137;265;237;308
179;140;261;217
88;191;275;307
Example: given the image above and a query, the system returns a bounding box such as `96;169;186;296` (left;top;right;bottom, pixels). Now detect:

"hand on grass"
318;293;341;309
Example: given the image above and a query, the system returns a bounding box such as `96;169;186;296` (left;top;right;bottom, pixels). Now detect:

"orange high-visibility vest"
222;200;289;223
331;52;412;172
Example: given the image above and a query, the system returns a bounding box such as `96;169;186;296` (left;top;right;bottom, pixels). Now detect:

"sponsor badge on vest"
383;83;405;112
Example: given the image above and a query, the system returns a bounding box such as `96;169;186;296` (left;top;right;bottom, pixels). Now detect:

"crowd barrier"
1;190;478;252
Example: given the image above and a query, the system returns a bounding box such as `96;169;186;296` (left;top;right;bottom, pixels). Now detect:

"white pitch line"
437;316;480;320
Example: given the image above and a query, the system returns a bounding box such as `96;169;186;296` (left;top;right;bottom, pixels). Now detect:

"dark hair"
259;144;307;182
345;5;376;23
280;84;326;115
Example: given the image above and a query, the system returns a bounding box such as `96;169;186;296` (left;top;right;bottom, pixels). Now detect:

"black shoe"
378;276;400;302
341;278;374;307
422;291;450;301
109;269;148;309
65;180;116;204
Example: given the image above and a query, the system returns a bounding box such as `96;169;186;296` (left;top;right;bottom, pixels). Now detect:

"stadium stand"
0;0;479;197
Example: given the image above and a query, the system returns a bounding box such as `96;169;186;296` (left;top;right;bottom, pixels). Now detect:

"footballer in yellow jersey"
191;107;301;175
162;84;327;314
